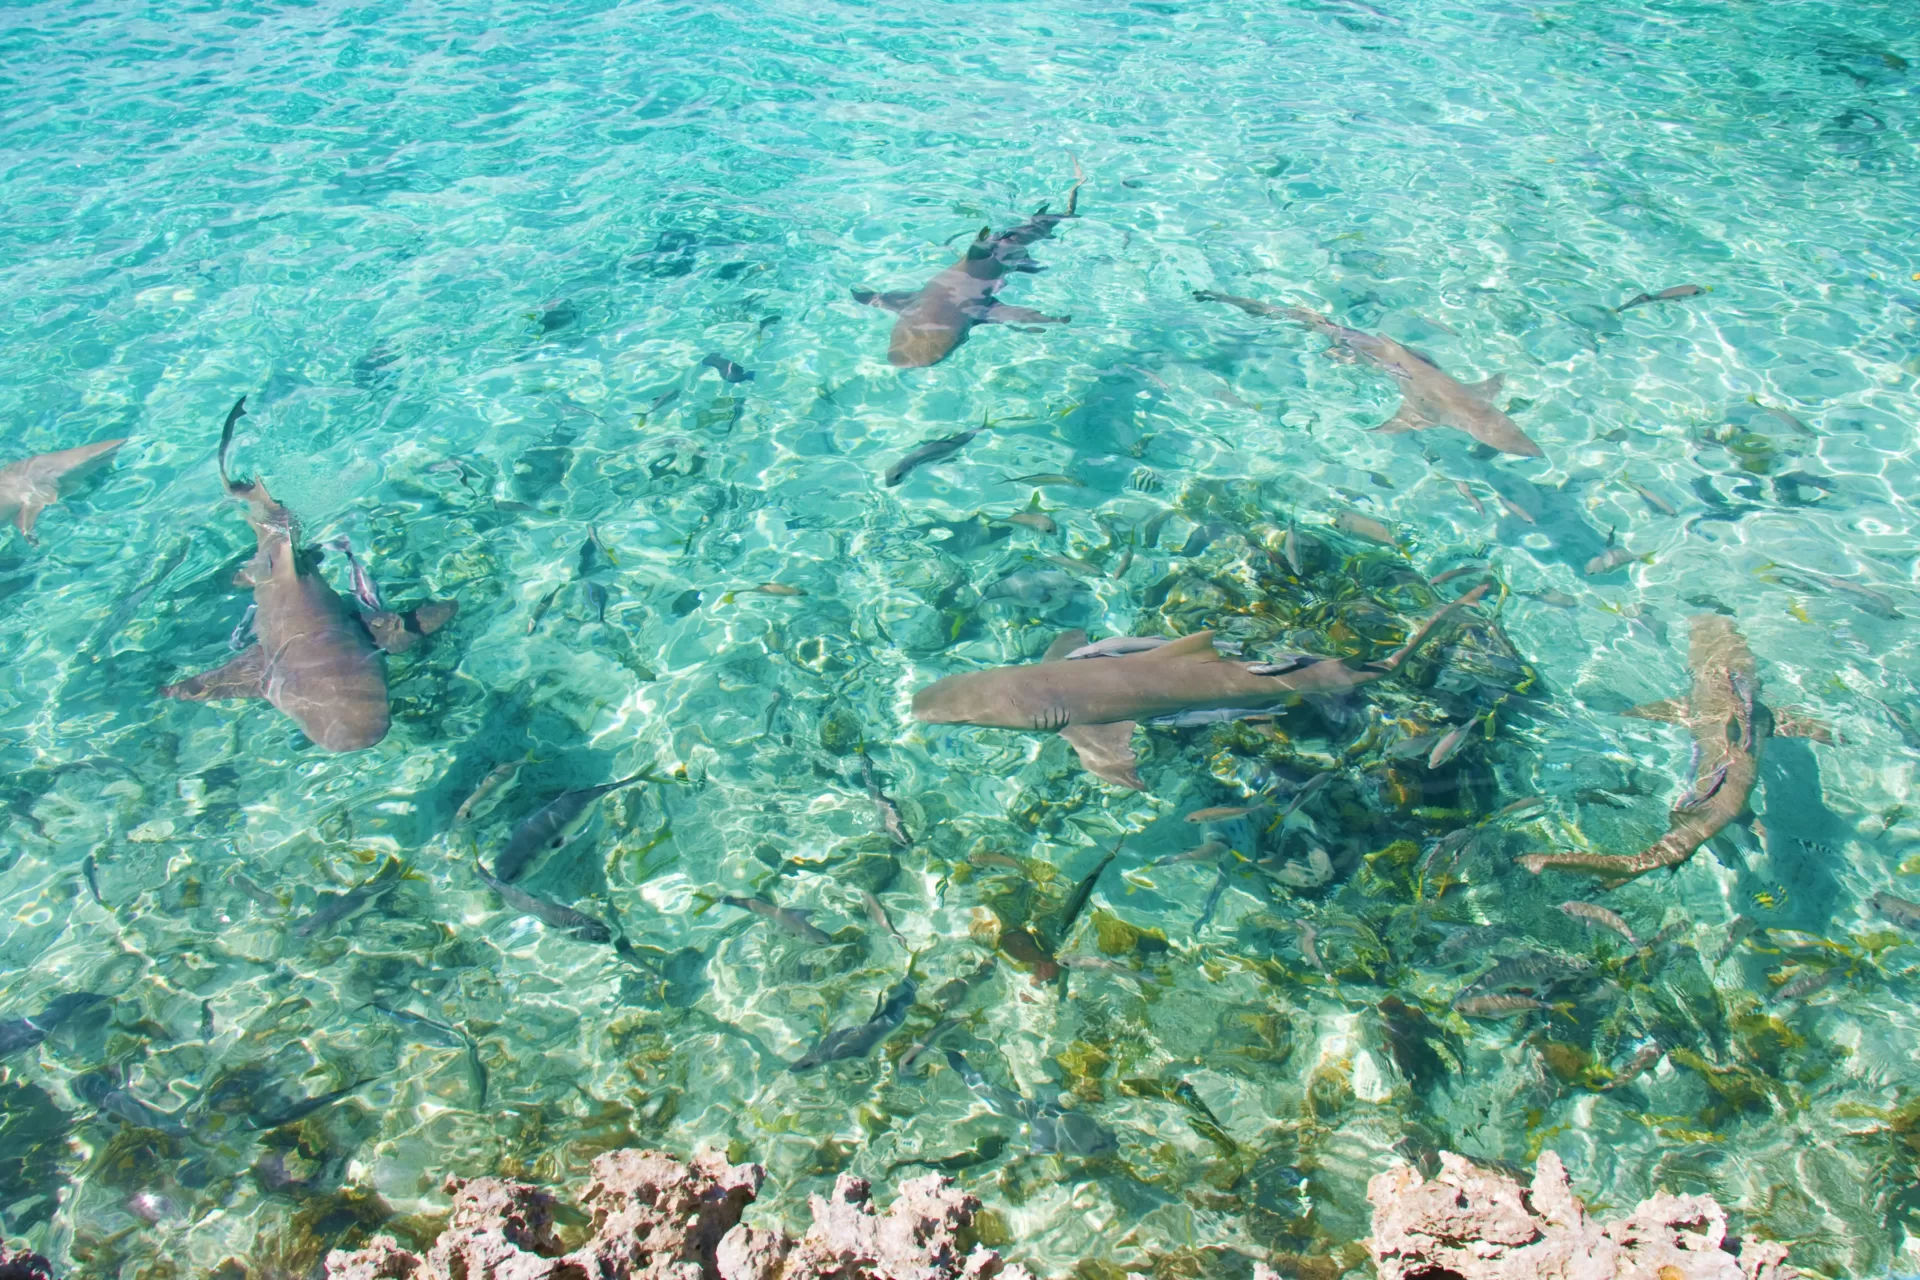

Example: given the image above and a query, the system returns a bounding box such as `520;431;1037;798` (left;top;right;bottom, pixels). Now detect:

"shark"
160;397;456;752
1519;615;1830;881
0;438;127;542
854;165;1082;368
913;630;1387;790
1195;290;1544;458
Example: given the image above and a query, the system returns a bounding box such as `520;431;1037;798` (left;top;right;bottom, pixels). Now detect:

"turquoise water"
2;0;1919;1273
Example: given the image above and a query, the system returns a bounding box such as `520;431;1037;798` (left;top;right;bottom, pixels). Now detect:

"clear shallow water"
2;0;1919;1273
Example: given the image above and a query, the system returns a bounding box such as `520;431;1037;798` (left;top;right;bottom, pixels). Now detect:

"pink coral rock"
0;1244;58;1280
325;1150;1032;1280
1367;1150;1798;1280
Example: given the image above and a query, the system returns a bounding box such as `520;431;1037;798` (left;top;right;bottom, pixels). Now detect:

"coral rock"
0;1245;59;1280
1367;1150;1798;1280
325;1150;1032;1280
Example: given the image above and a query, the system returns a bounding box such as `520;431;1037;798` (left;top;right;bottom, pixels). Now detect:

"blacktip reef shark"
1518;614;1831;882
913;589;1483;789
0;437;127;542
1195;290;1545;458
160;397;457;752
854;161;1083;367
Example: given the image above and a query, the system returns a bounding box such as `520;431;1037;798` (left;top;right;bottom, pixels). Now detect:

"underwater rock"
1367;1150;1797;1280
0;1244;58;1280
323;1150;1031;1280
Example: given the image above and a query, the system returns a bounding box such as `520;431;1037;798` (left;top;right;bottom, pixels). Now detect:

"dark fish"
248;1077;374;1129
371;1002;487;1104
74;1072;191;1136
945;1049;1118;1157
700;353;755;383
789;979;915;1072
646;388;681;415
858;753;912;847
887;1133;1010;1173
1052;839;1121;942
474;859;612;943
82;852;105;906
0;992;107;1058
292;859;404;939
722;894;833;945
526;585;562;635
885;424;986;486
495;772;648;882
201;1000;215;1040
82;536;192;658
1871;892;1920;932
1617;284;1704;311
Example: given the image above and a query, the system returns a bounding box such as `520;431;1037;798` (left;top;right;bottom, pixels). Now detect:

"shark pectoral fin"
1465;373;1505;399
981;304;1068;326
1623;697;1689;724
365;600;459;655
1369;400;1430;435
161;645;266;702
1042;630;1090;662
853;288;918;313
1062;722;1143;790
1772;707;1840;744
13;500;46;541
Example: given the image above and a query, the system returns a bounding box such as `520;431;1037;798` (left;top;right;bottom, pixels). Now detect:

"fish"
454;759;525;827
74;1073;191;1137
945;1049;1118;1157
854;163;1081;367
1186;803;1270;823
0;437;126;543
1005;506;1057;534
645;387;681;415
526;585;562;634
1053;841;1121;941
292;859;405;939
495;773;648;882
731;582;805;598
1008;473;1084;488
1624;479;1678;516
1871;892;1920;931
898;1016;961;1074
371;1003;487;1105
1065;635;1170;660
1496;492;1537;525
861;890;907;945
983;568;1085;605
248;1077;375;1129
82;536;192;658
722;894;833;945
1426;721;1475;770
789;979;915;1072
913;627;1400;791
230;869;286;913
886;421;986;486
1601;1040;1665;1090
0;992;107;1058
1430;562;1487;586
1766;565;1901;619
1194;867;1232;932
1714;914;1757;963
1043;553;1102;576
1452;479;1487;517
998;925;1060;982
1151;841;1228;869
474;858;612;943
1521;616;1828;881
1113;544;1134;578
886;1133;1010;1172
1195;291;1545;457
1558;901;1639;946
857;754;912;847
1296;921;1325;972
81;852;104;906
1772;967;1840;1004
1616;283;1703;311
700;353;755;382
1335;510;1396;544
1585;544;1645;576
1451;994;1551;1018
1262;845;1333;889
160;398;456;751
200;1001;215;1040
227;604;258;650
326;538;383;612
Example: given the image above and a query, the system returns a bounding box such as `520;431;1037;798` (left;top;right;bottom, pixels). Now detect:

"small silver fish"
1625;479;1678;516
1150;839;1227;868
292;859;404;939
1426;721;1475;770
1871;892;1920;932
1558;900;1638;946
230;869;286;913
1713;914;1757;963
1616;283;1703;311
1772;967;1840;1003
1066;635;1170;660
858;754;912;848
326;538;384;612
861;890;906;945
81;852;104;906
1008;473;1084;488
454;759;524;828
474;859;611;943
1586;544;1641;575
1601;1040;1664;1090
1452;479;1487;517
723;894;832;945
495;773;648;882
1006;511;1057;534
1112;544;1134;578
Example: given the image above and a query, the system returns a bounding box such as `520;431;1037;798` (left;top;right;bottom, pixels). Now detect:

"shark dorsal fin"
1043;631;1088;662
1026;491;1043;511
1151;631;1218;661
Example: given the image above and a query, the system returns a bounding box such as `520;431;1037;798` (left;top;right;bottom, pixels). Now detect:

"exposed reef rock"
1366;1150;1798;1280
0;1245;58;1280
324;1149;1032;1280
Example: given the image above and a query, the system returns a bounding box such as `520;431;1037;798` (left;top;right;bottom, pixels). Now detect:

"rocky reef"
0;1245;57;1280
1364;1150;1798;1280
323;1147;1031;1280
